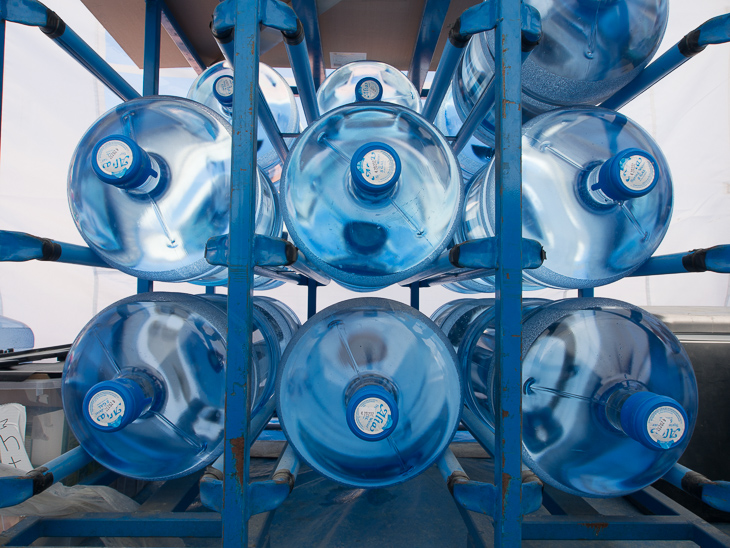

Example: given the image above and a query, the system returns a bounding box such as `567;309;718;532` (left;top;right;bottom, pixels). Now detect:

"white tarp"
0;0;729;347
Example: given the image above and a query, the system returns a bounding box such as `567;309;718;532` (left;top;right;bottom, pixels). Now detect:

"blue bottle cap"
594;148;660;201
91;135;157;190
620;391;688;451
350;142;401;195
213;75;234;107
355;77;383;102
346;385;399;441
82;379;147;432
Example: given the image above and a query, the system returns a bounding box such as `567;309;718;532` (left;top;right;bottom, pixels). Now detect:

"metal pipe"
0;446;93;508
257;84;289;164
0;230;110;268
663;464;730;513
142;0;161;97
630;245;730;277
282;20;320;125
601;13;730;111
160;0;206;74
422;39;467;123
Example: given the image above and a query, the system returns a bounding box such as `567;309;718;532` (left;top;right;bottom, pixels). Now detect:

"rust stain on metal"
582;522;609;536
231;436;247;484
502;410;509;419
502;472;511;496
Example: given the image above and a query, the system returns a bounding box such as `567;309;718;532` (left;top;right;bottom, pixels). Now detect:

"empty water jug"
456;107;673;291
317;60;422;114
62;292;298;480
68;96;282;286
451;0;668;144
0;315;34;352
187;61;300;183
281;103;463;291
437;297;697;497
276;298;462;488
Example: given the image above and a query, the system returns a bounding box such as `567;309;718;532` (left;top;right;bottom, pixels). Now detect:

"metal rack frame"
1;0;730;546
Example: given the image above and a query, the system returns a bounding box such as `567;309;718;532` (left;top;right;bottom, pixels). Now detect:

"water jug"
68;96;282;287
436;297;697;497
62;292;298;480
276;298;462;488
456;107;672;291
316;60;422;114
187;61;300;183
0;315;34;352
281;103;463;291
451;0;668;145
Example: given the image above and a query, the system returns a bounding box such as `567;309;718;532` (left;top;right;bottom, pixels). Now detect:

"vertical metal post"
143;0;161;97
224;0;259;543
307;278;317;318
0;19;5;164
578;288;594;298
206;286;216;295
493;0;523;545
137;0;162;295
409;283;420;310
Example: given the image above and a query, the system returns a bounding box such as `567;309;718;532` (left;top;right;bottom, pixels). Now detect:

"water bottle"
62;292;298;480
433;85;494;181
316;60;422;114
281;103;463;291
437;297;697;497
276;298;463;488
456;107;673;291
187;61;300;184
451;0;668;145
68;96;282;287
0;315;34;352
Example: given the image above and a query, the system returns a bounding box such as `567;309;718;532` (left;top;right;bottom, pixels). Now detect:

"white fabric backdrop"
1;0;729;347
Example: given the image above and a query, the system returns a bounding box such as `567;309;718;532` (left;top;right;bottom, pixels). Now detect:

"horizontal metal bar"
601;13;730;111
522;515;694;541
630;245;730;276
249;443;300;517
205;234;297;267
663;463;730;513
0;230;110;268
41;512;221;539
0;446;93;508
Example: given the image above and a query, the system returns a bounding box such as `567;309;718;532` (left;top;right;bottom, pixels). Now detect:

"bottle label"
96;140;133;179
88;390;125;429
353;397;392;436
356;149;397;186
619;155;655;191
215;76;234;99
647;406;685;448
357;79;381;101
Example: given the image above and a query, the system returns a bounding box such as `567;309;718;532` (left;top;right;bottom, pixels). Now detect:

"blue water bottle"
276;298;462;488
450;0;668;145
68;96;282;287
281;103;463;291
455;107;673;291
0;315;34;352
62;292;298;480
437;297;697;497
187;61;300;183
316;60;422;114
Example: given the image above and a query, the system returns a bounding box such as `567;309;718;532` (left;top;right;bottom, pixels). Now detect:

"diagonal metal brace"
205;234;297;268
449;237;545;270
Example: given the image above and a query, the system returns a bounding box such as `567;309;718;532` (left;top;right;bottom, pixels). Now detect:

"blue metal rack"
2;0;730;546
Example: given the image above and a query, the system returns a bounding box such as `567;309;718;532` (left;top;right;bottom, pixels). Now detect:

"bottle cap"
620;391;688;451
594;148;660;201
91;135;157;190
82;379;147;432
346;385;399;441
213;75;234;107
355;77;383;102
350;142;401;195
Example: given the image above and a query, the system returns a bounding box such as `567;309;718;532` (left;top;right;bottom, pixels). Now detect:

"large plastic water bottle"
451;0;668;144
316;60;422;114
187;61;300;184
281;103;463;291
68;96;282;286
456;107;673;291
62;292;298;480
276;298;462;488
0;315;34;352
437;297;697;497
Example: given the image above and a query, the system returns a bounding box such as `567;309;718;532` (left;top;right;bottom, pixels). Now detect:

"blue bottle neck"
344;375;399;441
82;370;164;432
349;142;401;200
582;148;660;208
91;135;164;194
